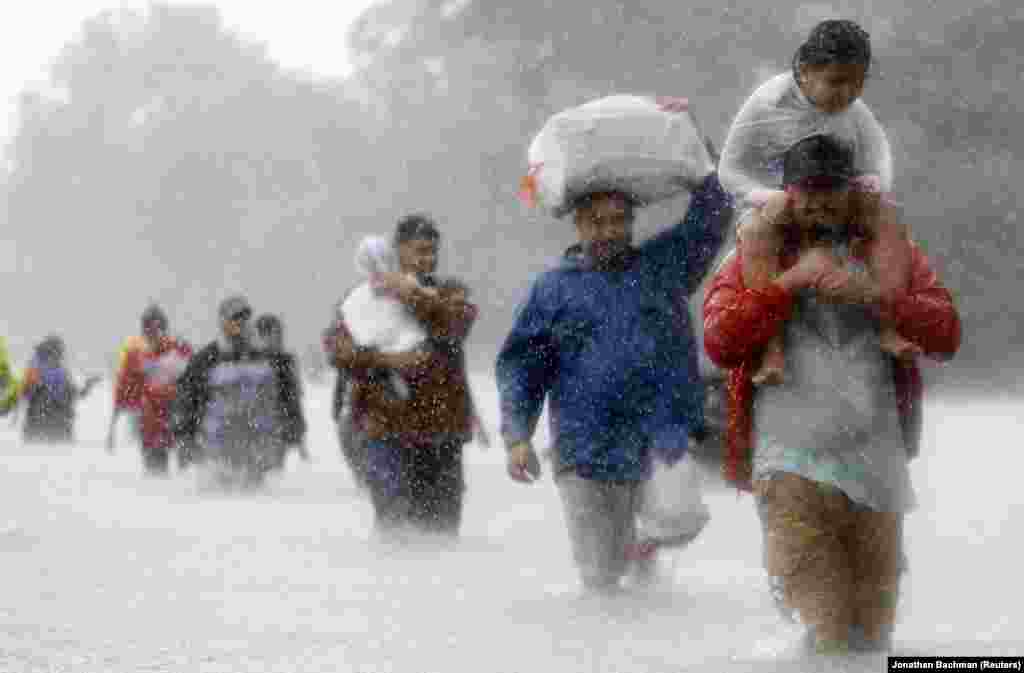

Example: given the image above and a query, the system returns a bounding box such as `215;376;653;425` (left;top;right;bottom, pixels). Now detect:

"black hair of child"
792;19;873;82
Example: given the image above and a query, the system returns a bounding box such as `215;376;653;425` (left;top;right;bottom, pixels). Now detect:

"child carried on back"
720;19;918;385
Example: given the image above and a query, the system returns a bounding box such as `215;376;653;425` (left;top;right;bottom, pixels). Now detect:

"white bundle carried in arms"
342;235;428;354
520;95;716;218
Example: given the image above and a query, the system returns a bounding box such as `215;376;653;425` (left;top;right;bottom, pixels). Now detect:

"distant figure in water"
20;335;100;444
254;312;309;470
172;296;305;488
0;336;21;419
108;305;192;475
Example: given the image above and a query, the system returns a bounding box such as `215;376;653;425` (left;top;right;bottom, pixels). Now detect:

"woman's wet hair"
792;19;872;80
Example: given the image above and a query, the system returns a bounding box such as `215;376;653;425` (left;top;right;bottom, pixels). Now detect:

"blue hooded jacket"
496;172;732;482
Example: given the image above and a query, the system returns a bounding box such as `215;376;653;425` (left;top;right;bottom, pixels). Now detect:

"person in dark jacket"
255;313;310;469
329;215;478;536
172;296;305;487
21;335;100;444
496;171;733;592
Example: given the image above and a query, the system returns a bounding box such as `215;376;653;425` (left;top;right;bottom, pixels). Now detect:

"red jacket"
702;242;961;491
114;336;192;449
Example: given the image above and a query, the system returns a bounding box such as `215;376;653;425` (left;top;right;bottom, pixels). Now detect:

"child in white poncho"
341;235;434;399
720;20;917;384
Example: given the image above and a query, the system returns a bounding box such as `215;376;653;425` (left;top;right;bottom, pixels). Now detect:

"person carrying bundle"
500;95;731;592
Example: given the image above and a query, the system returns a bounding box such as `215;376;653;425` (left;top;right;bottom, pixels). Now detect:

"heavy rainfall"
0;1;1021;672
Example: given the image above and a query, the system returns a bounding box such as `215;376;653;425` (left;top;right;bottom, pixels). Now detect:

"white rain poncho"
522;95;714;218
719;72;892;213
341;235;429;399
751;249;915;514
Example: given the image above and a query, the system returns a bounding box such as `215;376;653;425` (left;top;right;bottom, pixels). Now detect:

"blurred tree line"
2;0;1019;391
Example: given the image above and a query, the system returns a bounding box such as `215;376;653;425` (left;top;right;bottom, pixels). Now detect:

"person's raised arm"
644;171;734;295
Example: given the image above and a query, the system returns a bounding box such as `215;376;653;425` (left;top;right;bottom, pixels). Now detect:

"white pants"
556;472;642;590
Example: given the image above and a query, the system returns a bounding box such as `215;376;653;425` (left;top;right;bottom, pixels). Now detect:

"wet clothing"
114;337;192;471
496;172;733;482
720;72;893;213
557;472;642;589
365;435;465;534
337;279;478;446
330;276;478;532
751;249;913;513
21;358;86;443
324;295;372;488
114;336;148;413
260;349;305;471
755;472;903;645
173;338;305;473
0;337;19;415
702;241;961;491
703;235;959;649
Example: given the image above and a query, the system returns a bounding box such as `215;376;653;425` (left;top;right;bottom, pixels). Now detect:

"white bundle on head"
523;95;715;218
354;235;398;277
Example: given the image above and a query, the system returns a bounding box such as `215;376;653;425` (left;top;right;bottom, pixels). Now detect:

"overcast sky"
0;0;381;140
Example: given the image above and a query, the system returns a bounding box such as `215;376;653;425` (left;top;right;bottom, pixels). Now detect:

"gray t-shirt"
752;254;914;513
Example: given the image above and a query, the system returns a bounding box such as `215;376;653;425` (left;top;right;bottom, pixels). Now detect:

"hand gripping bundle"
520;95;715;218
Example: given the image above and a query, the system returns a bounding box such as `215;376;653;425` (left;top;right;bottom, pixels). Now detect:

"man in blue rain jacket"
496;171;732;591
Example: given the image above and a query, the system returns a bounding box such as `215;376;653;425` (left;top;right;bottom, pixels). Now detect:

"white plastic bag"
636;454;711;549
522;95;715;218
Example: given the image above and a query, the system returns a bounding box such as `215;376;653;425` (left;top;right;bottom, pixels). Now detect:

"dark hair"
36;334;65;361
394;213;440;246
140;304;168;331
569;191;638;220
782;133;855;187
792;19;872;81
255;314;283;337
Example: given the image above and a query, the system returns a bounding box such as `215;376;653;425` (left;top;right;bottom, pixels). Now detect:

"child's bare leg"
740;209;787;385
862;197;921;361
